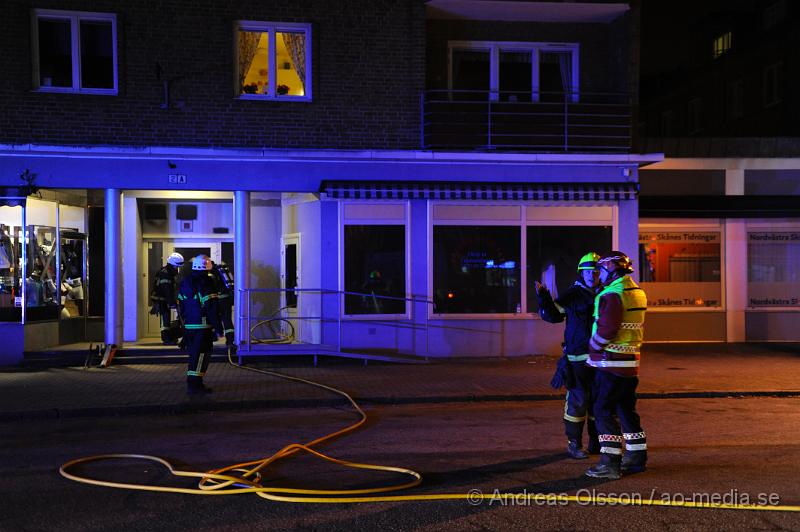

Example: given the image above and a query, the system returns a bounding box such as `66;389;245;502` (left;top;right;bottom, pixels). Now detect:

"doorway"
280;233;300;341
142;240;226;338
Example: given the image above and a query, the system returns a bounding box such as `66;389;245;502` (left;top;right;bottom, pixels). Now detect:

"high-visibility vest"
589;275;647;375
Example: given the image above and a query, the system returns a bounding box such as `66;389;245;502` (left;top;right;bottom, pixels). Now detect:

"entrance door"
142;241;221;338
280;234;300;341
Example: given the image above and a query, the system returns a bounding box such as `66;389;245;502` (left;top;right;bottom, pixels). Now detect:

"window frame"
235;20;312;102
31;9;118;95
447;40;580;103
429;201;617;319
745;220;800;311
339;202;410;320
762;62;783;108
638;220;726;312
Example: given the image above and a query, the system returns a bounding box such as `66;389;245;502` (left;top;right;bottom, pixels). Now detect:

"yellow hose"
59;348;800;511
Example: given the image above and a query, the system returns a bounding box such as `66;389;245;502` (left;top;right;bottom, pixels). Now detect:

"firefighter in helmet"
585;251;648;480
535;252;601;459
209;260;235;350
150;252;184;344
178;255;222;394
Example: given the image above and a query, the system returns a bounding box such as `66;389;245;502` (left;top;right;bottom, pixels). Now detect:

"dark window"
38;18;72;88
526;226;612;313
79;20;114;89
344;225;406;315
499;50;532;102
433;226;520;314
452;49;490;100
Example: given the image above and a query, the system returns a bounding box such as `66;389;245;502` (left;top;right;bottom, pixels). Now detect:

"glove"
149;304;159;316
550;355;568;389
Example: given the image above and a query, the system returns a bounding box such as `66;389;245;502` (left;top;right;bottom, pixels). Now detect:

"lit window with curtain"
237;21;311;100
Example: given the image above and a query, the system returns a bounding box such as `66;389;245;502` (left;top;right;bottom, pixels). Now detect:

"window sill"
32;87;117;96
238;94;312;102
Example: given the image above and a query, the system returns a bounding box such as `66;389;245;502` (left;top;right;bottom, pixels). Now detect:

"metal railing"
421;89;632;152
238;288;434;362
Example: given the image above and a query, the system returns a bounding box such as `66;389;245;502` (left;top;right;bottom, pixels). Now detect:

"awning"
321;181;638;201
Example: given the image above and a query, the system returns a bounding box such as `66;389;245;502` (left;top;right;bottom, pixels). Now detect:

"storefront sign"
748;232;800;242
639;232;720;244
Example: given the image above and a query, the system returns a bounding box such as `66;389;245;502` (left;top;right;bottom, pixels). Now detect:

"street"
3;395;800;531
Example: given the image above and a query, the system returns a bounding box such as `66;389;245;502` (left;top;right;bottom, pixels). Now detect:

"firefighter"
178;254;222;395
535;252;601;459
585;251;647;480
210;260;235;350
150;252;184;344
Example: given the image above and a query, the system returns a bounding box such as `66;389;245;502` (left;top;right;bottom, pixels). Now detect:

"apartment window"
344;225;406;315
712;31;732;59
526;226;612;313
763;0;786;30
237;21;311;100
748;231;800;307
449;41;579;102
660;109;674;136
433;226;521;314
638;230;721;308
32;10;117;94
687;98;702;134
726;79;744;120
763;62;783;107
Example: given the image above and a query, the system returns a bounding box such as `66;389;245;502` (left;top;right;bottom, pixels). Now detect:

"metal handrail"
239;287;434;359
421;89;632;152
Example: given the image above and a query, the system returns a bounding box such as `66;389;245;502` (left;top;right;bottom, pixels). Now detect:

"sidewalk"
1;343;800;421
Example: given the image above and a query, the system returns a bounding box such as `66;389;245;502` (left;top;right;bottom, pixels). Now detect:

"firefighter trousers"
592;371;647;465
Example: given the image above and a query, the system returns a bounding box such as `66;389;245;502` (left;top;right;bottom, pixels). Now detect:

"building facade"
638;0;800;342
0;0;658;364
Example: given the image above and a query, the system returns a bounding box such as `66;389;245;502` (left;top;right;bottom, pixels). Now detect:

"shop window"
32;10;117;94
237;21;311;100
344;225;406;315
638;231;721;308
25;225;61;321
526;226;612;313
0;207;23;322
433;226;520;314
747;231;800;307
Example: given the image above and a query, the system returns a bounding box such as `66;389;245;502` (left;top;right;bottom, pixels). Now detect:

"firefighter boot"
187;376;213;395
567;440;589;459
621;451;647;473
585;457;621;480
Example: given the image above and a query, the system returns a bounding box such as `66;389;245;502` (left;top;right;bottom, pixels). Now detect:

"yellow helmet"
577;252;600;272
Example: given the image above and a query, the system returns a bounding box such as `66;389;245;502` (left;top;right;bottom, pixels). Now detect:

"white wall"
248;193;283;324
123;195;141;342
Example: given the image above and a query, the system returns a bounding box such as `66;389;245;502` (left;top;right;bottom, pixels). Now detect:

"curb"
2;390;799;423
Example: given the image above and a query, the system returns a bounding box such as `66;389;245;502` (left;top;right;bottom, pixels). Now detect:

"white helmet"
191;254;212;271
167;252;184;267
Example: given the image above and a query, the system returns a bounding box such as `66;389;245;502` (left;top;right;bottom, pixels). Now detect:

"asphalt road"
3;397;800;531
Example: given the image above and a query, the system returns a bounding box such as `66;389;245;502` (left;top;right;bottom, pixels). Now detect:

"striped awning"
321;181;638;201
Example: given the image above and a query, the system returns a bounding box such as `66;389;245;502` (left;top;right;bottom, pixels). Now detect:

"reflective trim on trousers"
600;446;623;455
626;443;647;451
588;359;640;368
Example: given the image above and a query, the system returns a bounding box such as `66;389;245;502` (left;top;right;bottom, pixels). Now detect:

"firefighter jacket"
150;264;180;305
588;275;647;377
537;280;596;362
177;272;222;332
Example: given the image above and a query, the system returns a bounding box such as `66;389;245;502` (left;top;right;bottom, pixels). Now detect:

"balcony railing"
421;90;632;152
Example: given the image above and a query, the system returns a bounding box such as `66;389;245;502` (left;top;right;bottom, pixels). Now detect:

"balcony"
421;90;632;152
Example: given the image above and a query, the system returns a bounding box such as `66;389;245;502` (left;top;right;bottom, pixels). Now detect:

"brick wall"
0;0;426;149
